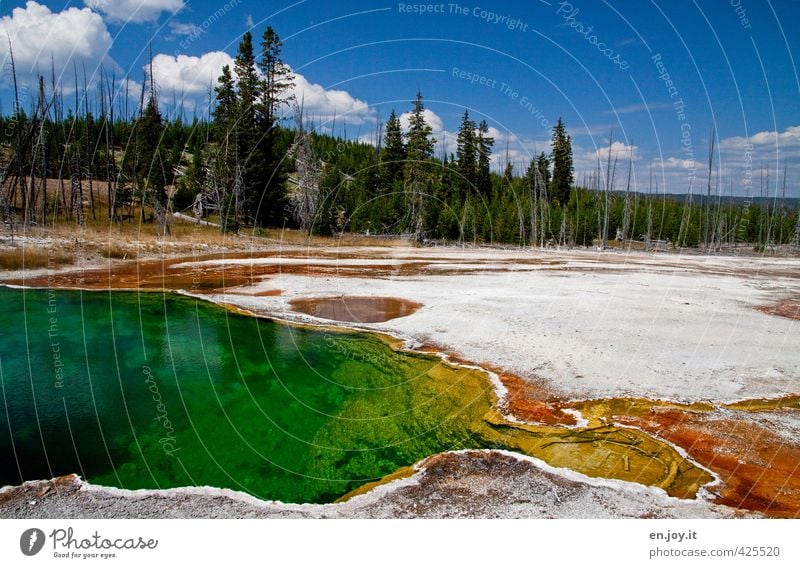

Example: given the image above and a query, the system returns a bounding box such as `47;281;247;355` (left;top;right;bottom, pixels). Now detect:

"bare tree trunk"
704;126;715;251
621;145;633;243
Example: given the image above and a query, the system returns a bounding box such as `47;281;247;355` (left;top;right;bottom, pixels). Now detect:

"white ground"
180;246;800;403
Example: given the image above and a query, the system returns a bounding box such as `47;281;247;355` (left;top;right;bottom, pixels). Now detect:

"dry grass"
0;247;75;270
99;243;130;259
259;228;411;248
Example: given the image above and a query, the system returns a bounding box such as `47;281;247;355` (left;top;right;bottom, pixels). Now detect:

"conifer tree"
536;152;551;188
404;91;435;242
550;117;573;205
456;110;476;197
256;26;295;227
213;64;239;232
476;120;494;196
233;32;261;223
380;110;406;187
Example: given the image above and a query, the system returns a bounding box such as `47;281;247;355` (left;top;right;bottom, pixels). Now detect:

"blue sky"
1;0;799;196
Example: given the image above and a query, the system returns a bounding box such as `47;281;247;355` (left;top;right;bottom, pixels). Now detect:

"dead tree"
288;103;321;236
602;132;617;249
528;161;538;249
704;126;715;251
621;144;633;242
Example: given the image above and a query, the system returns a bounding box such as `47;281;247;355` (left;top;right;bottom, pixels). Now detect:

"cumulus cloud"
592;140;639;162
399;108;444;135
151;51;234;98
293;72;374;126
84;0;184;23
0;1;112;89
149;50;375;123
650;126;800;197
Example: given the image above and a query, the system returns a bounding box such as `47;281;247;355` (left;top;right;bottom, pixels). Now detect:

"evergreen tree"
550;117;573;205
260;27;295;129
503;162;514;183
380;110;405;187
456;110;476;197
233;32;262;224
212;64;239;232
137;102;166;204
536;152;551;188
404;91;435;242
405;91;435;162
256;26;295;227
213;65;237;138
476;120;494;196
133;97;169;232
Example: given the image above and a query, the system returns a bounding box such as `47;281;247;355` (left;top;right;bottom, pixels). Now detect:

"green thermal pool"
0;287;498;503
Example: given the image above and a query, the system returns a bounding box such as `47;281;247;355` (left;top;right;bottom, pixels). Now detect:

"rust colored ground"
759;299;800;321
289;296;422;323
617;408;800;517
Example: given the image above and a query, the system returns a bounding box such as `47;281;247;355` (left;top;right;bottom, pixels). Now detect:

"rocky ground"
0;451;744;519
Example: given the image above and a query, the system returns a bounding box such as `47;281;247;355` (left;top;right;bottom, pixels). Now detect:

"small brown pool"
289;296;422;323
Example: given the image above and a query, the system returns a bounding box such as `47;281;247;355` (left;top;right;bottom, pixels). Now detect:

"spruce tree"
132;97;169;233
260;27;294;129
404;91;435;242
380;110;406;187
476;120;494;196
536;152;551;188
550;117;573;205
256;26;295;227
456;110;476;197
233;32;261;224
213;64;241;233
213;65;237;137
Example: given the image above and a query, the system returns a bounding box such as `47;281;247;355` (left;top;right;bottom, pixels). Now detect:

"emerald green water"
0;287;494;503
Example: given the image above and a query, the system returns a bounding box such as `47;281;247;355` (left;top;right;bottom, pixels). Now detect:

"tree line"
1;25;797;251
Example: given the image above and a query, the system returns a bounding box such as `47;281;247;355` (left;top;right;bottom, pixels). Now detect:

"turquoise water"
0;287;493;503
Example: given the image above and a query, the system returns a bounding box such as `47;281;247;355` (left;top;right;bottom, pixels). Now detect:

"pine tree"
233;32;261;224
137;98;169;234
456;110;476;197
380;110;405;187
256;26;295;227
476;120;494;196
536;152;550;188
404;91;435;243
213;65;237;137
213;64;238;231
260;27;295;129
550;117;573;205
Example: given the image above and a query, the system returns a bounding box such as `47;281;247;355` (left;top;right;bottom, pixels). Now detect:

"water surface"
0;287;491;503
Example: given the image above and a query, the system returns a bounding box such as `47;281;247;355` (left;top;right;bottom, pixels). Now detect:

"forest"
1;25;797;252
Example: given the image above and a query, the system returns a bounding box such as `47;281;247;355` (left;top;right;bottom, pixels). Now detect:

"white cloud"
0;1;112;89
169;20;202;36
149;51;375;123
84;0;183;23
592;140;639;162
293;72;374;126
151;51;234;98
398;108;444;135
650;125;800;197
608;102;672;115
